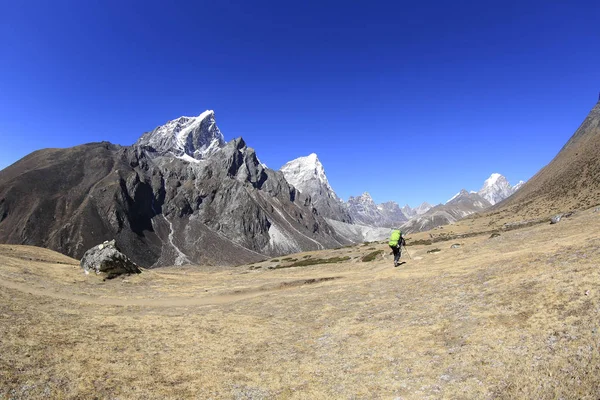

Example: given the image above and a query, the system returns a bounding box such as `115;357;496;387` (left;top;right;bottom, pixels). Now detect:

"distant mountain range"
278;155;438;229
398;175;525;233
394;174;526;233
280;150;524;233
403;190;491;233
9;96;597;267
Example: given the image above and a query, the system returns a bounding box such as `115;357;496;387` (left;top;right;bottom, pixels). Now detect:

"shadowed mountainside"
0;138;350;268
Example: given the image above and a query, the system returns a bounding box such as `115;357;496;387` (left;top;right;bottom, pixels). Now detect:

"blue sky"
1;1;599;207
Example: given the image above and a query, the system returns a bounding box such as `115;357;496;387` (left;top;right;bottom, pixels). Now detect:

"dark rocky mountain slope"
0;114;350;267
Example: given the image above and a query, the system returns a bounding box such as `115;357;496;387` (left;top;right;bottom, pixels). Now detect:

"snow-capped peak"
485;173;503;186
446;189;471;204
352;192;375;204
477;173;518;205
280;153;335;196
136;110;225;160
446;191;461;204
414;202;433;215
512;180;525;191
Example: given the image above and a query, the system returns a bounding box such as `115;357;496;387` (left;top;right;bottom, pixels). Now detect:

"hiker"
388;228;406;267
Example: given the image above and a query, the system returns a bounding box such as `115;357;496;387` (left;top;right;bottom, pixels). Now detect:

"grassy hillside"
1;207;600;398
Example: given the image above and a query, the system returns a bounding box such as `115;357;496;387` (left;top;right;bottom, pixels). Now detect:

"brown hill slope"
2;207;600;398
488;99;600;220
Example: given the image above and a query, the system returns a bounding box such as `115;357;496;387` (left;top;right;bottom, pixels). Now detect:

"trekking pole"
402;244;412;260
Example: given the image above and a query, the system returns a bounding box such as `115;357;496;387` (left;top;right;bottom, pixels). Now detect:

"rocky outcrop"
80;240;141;278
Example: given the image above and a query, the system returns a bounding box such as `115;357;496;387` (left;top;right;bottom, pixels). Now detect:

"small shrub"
274;256;351;269
271;259;279;262
427;248;441;254
362;250;383;262
411;239;433;246
302;255;311;259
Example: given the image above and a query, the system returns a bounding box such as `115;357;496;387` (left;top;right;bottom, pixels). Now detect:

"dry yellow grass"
1;207;600;399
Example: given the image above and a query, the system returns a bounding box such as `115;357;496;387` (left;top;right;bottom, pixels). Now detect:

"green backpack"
389;230;402;247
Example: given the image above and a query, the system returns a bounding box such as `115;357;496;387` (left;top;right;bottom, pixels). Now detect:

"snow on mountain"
399;202;432;220
280;153;336;198
347;193;382;226
346;193;408;227
325;219;390;243
136;110;225;160
446;189;491;209
378;201;408;226
414;202;433;215
280;153;351;222
446;192;461;204
403;191;491;233
512;180;525;192
401;205;414;218
477;173;524;205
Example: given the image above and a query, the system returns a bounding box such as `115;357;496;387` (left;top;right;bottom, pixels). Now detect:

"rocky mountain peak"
346;193;407;227
478;173;518;205
414;202;433;215
348;192;377;208
280;153;334;196
135;110;225;160
512;180;525;191
280;153;351;223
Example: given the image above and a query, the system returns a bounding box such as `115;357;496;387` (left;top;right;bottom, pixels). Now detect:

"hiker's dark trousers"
390;245;401;265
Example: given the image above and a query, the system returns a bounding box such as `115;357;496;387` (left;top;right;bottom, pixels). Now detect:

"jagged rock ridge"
0;112;352;267
346;193;408;228
280;154;352;223
136;110;225;160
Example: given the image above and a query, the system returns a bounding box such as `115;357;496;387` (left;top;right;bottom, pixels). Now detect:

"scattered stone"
551;211;575;224
450;244;461;249
489;232;501;238
594;207;600;212
80;240;141;279
550;214;563;224
503;219;542;230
